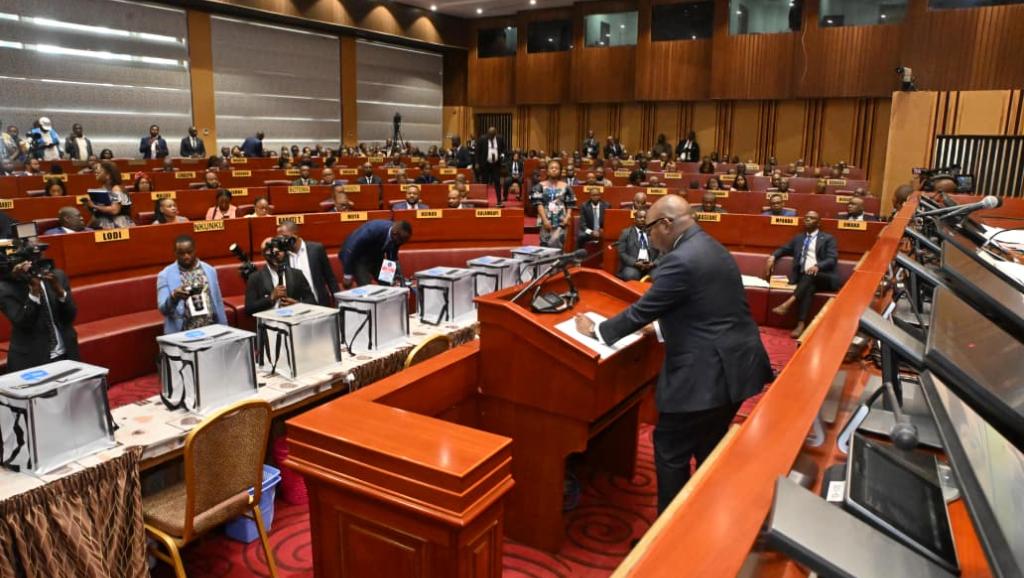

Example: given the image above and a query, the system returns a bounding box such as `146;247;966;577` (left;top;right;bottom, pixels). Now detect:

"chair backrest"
404;333;452;368
182;399;272;541
263;179;291;186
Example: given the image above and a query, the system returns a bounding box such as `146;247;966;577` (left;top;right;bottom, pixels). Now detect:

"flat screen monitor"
925;285;1024;451
941;241;1024;339
922;372;1024;577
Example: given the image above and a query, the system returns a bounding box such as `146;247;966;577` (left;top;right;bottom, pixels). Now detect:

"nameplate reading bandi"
0;199;13;210
838;220;868;231
647;187;668;195
94;229;129;243
193;220;225;233
150;191;176;200
416;210;442;219
276;215;304;225
288;186;310;194
229;157;247;164
770;216;799;226
174;171;195;179
231;170;251;177
475;209;501;218
229;188;247;197
341;211;368;222
695;212;722;222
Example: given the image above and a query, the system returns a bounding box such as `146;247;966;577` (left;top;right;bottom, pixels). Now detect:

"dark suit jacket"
179;136;206;158
415;175;438;184
302;241;340;307
837;212;879;222
241;136;264;158
675;139;700;162
244;266;316;315
358;174;383;185
772;230;840;289
600;225;773;413
617;226;660;270
579;200;611;236
392;201;429;211
451;146;473;168
504;158;524;180
64;137;93;161
0;270;80;371
475;136;507;167
340;220;400;270
582;139;600;158
603;143;624;159
139;136;169;159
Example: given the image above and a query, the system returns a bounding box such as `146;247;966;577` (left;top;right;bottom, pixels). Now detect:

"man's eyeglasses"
639;217;672;233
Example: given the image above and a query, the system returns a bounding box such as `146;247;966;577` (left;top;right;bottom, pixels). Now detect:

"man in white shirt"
64;123;93;161
475;126;506;198
179;126;206;158
243;237;315;315
276;221;340;306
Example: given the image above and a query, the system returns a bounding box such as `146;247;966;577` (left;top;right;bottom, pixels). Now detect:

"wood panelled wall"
465;0;1024;106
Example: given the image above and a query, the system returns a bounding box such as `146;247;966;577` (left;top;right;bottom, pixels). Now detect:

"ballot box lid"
511;245;560;260
335;285;409;303
414;267;475;281
0;360;109;399
467;256;516;269
157;324;256;348
252;302;339;324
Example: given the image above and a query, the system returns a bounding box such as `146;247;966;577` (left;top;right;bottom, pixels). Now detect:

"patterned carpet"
129;327;796;578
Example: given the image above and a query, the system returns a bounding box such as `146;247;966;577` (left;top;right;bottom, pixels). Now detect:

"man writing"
156;235;227;333
244;237;316;314
616;209;658;281
575;195;772;513
339;220;412;287
765;211;840;338
276;221;339;307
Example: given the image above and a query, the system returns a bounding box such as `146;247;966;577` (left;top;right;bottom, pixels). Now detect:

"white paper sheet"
741;274;771;288
555;312;642;360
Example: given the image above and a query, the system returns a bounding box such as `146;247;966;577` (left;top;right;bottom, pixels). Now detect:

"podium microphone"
916;195;1001;219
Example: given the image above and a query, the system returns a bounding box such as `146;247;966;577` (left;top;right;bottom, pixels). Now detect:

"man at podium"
575;195;773;513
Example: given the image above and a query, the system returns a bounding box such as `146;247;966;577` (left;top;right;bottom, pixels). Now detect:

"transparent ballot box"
467;256;521;296
0;360;116;475
334;286;410;354
253;303;341;379
157;324;258;414
511;246;560;282
415;267;476;325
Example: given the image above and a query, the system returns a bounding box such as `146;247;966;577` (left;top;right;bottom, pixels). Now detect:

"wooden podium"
474;267;662;552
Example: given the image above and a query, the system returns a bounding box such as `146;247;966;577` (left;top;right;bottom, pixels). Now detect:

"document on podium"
554;312;642;359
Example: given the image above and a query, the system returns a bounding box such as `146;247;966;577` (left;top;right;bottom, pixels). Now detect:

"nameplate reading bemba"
94;229;129;243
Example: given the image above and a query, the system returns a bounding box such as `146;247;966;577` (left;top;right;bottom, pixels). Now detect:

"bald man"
575;195;772;514
44;206;88;235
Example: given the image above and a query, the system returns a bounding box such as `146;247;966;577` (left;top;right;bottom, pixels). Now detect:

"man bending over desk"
339;220;412;287
764;211;840;338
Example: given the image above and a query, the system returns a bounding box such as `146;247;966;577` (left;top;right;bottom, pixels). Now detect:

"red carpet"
133;327;795;578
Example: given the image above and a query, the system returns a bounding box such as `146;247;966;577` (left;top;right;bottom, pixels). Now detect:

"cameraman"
244;237;316;315
0;252;79;371
156;235;227;334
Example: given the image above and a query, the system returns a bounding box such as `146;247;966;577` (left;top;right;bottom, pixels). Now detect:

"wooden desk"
393;208;525;250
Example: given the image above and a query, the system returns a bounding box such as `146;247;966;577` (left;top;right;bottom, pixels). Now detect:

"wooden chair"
404;333;452;369
143;399;278;578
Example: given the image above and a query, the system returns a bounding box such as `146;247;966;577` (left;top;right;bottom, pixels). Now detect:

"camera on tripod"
0;222;54;279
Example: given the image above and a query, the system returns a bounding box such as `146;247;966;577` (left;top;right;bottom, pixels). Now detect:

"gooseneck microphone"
916;195;1001;219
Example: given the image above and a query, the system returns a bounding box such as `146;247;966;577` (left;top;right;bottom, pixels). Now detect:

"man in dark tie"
765;211;841;338
582;130;599;159
475;127;506;198
179;126;206;158
244;237;316;315
359;162;382;185
275;221;339;307
616;209;658;281
838;197;878;221
139;125;169;159
577;186;610;249
575;195;772;514
675;131;700;162
501;151;524;207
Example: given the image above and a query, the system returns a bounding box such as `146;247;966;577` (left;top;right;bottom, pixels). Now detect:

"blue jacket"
156;260;227;334
340;219;399;268
139;136;169;159
28;128;62;159
761;208;797;217
241;136;264;158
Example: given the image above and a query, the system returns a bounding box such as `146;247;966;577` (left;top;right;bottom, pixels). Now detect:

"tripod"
390;113;406;155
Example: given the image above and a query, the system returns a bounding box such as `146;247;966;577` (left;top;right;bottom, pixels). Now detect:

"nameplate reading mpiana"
439;168;457;175
285;169;300;176
342;184;361;193
150;191;176;200
174;171;195;179
770;216;799;226
229;188;247;197
94;229;129;243
838;220;868;231
0;199;13;210
339;168;358;176
714;190;730;198
193;220;225;233
475;209;501;218
42;174;68;182
827;179;847;186
835;195;852;204
663;172;682;179
647;187;668;195
288;186;310;194
416;210;442;219
229;157;247;164
341;211;368;222
614;170;631;177
766;192;789;200
584;186;605;194
695;212;722;222
276;215;304;225
231;170;251;177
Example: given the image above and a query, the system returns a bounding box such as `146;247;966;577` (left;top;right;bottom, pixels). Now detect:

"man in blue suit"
43;207;88;235
241;131;265;158
156;235;227;334
765;211;840;338
139;125;169;159
761;193;797;217
391;185;429;211
339;220;413;286
574;195;772;514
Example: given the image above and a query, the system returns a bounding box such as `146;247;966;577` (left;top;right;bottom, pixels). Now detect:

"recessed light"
620;24;625;28
476;7;483;14
736;10;742;15
529;0;536;4
880;13;887;18
691;34;696;39
547;37;553;42
430;4;436;10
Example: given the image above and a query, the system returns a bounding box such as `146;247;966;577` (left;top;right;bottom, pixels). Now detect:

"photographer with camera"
156;235;227;334
244;236;316;315
0;235;79;371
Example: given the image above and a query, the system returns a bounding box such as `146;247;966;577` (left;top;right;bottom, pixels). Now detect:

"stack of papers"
554;312;641;359
742;275;771;288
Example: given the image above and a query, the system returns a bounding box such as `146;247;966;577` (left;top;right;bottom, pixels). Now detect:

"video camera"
913;164;974;193
228;243;257;281
0;223;54;279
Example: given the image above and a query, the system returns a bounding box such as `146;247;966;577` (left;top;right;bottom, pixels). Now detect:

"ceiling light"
691;34;696;39
430;4;436;10
826;18;833;24
548;37;553;42
620;24;625;28
476;7;483;14
530;0;536;5
880;13;887;18
736;10;743;15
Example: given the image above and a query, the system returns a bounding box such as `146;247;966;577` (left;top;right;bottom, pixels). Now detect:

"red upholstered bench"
764;256;857;328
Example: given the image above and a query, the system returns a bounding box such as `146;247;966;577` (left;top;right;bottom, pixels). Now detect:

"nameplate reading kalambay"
94;229;129;243
231;170;251;177
341;211;367;222
770;216;799;226
174;171;195;179
276;215;304;225
838;220;868;230
193;220;225;233
288;186;310;194
0;199;13;210
229;188;247;197
695;212;722;222
416;210;442;219
150;191;176;200
475;209;501;218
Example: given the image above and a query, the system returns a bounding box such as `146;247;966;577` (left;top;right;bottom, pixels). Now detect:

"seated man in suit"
244;236;317;315
157;235;227;334
577;186;610;249
447;189;473;209
838;196;878;221
319;168;338;186
762;193;796;216
388;168;413;185
358;162;382;185
44;206;88;235
339;219;413;286
0;245;80;371
616;209;659;281
277;220;340;307
698;190;727;214
415;163;438;184
764;211;840;338
329;187;352;212
631;191;649;211
392;184;429;211
292;164;317;186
